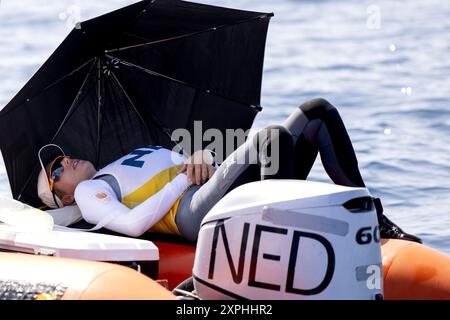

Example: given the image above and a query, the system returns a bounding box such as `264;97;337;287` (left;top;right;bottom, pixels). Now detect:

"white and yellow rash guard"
74;146;190;237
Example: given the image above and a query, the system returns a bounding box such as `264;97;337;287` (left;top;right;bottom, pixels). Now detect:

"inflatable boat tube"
382;239;450;300
0;252;175;300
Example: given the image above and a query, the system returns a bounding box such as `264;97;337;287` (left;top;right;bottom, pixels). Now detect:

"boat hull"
1;238;449;299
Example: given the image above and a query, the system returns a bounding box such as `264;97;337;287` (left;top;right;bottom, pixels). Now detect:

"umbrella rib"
107;32;205;52
105;13;273;54
106;54;261;112
108;70;148;127
1;58;96;119
17;58;97;203
42;58;96;92
106;54;189;86
96;59;103;167
50;59;97;142
108;69;175;145
121;0;156;32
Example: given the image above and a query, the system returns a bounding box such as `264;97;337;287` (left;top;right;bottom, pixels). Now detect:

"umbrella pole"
96;59;103;168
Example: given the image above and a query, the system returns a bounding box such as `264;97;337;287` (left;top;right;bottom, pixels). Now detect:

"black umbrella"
0;0;273;207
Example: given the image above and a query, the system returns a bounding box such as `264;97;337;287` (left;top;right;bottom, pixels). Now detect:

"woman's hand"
180;150;216;185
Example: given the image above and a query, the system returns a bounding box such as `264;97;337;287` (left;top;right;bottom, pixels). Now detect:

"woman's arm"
74;175;189;237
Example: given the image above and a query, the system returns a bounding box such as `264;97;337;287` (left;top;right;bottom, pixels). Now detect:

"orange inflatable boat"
0;252;175;300
1;238;449;300
381;239;450;300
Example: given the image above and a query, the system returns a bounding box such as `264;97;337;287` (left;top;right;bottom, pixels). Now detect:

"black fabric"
0;0;273;207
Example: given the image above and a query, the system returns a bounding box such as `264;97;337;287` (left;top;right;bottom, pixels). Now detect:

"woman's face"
53;156;96;196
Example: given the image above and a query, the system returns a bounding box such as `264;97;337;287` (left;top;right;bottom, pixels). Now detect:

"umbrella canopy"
0;0;273;208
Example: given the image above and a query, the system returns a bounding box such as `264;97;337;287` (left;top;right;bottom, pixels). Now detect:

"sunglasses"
47;155;65;191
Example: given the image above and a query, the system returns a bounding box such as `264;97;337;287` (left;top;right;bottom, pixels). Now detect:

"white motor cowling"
193;180;383;300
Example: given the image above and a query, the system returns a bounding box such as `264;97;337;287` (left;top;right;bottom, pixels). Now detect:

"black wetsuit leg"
222;124;294;192
283;98;366;188
282;98;421;243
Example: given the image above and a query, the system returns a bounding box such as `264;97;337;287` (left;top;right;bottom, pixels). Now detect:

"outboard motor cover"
193;180;383;300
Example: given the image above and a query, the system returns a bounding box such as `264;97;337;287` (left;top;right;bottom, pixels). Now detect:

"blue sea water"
0;0;449;254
